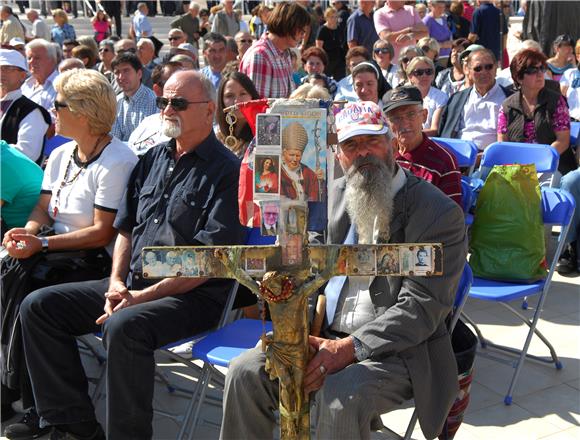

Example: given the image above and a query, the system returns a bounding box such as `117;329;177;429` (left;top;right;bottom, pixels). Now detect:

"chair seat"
191;319;273;367
470;277;545;302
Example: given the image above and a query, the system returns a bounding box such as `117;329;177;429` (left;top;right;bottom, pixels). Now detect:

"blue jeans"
560;169;580;256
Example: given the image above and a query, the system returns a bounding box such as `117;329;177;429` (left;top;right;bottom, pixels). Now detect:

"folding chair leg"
186;365;215;440
403;409;418;440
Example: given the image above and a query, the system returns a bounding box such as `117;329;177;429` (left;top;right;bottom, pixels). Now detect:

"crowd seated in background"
372;39;398;88
560;39;580;122
335;45;372;102
351;60;391;107
1;69;137;439
435;38;471;96
393;44;423;87
546;34;576;81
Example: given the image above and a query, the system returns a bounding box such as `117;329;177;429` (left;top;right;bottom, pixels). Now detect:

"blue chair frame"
431;137;479;173
570;121;579;148
478;142;560;183
465;187;576;405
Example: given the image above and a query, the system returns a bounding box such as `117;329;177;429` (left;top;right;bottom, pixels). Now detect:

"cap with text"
335;101;389;143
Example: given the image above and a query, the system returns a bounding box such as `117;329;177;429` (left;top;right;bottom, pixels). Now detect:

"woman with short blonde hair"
54;69;117;136
406;56;448;136
50;8;76;45
1;68;137;437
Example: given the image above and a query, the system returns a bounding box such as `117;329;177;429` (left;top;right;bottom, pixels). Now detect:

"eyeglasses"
155;97;209;111
420;45;432;53
99;47;111;52
168;36;182;41
117;48;136;54
523;65;547;75
472;63;495;72
374;47;390;55
411;68;434;77
53;100;68;111
387;110;421;125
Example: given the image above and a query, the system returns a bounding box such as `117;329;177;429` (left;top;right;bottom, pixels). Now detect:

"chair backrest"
432;137;479;170
449;263;473;332
479;142;559;181
540;187;576;226
570;121;580;148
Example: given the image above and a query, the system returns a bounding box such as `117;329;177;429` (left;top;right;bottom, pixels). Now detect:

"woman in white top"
1;69;137;433
406;56;448;136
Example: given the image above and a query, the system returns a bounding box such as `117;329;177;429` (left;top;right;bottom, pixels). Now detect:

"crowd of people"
0;1;579;439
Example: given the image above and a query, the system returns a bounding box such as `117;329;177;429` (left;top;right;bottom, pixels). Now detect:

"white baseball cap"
335;101;389;143
0;48;28;71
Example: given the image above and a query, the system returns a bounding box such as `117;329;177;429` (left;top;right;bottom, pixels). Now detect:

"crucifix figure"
143;241;441;439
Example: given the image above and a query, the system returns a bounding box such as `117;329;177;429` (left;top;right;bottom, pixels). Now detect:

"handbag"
469;163;547;282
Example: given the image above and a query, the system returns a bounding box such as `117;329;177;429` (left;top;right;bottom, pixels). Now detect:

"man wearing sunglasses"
17;70;246;440
439;46;513;152
235;31;253;60
167;28;187;48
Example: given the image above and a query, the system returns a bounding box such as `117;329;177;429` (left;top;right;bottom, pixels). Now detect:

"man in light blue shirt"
111;53;157;142
132;2;153;41
200;32;227;90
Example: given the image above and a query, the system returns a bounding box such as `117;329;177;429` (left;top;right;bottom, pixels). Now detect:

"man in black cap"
384;85;462;206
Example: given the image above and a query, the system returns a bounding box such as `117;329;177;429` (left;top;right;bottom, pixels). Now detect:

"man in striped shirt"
239;2;310;99
384;86;462;206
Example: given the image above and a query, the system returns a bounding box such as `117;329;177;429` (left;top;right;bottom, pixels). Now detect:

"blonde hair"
52;8;68;24
417;37;440;55
324;7;337;20
54;69;117;135
290;83;331;100
406;56;435;76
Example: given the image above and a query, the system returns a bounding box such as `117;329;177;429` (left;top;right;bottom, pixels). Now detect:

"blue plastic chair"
478;142;560;182
466;187;576;405
570;121;579;148
396;263;473;440
432;137;479;174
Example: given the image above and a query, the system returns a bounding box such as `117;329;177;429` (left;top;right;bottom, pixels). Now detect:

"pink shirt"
374;5;422;62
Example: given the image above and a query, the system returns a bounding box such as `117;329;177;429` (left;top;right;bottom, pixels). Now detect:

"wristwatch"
39;236;49;252
351;336;369;362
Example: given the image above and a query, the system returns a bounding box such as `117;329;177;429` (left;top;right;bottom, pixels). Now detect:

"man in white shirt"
25;9;50;41
0;49;50;163
21;39;58;113
439;47;513;151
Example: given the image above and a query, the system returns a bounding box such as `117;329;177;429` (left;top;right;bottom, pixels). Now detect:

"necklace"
52;134;107;218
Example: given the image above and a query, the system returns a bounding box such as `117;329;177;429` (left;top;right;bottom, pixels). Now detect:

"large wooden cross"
143;242;442;439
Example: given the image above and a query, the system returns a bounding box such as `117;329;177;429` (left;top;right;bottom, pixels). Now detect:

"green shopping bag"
469;164;548;282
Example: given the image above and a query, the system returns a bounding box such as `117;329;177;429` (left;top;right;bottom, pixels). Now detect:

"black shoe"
4;408;50;439
556;244;579;275
1;403;16;422
50;424;105;440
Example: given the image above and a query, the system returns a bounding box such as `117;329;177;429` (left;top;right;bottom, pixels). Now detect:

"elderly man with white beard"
220;101;468;440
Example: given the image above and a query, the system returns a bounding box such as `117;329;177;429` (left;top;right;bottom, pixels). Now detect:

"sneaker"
4;407;50;439
50;424;105;440
556;244;579;275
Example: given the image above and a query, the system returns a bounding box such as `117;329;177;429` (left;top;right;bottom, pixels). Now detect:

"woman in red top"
92;9;111;43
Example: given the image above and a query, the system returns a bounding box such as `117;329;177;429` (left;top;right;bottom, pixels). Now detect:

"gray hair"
199;73;216;103
26;38;58;63
189;1;200;11
137;38;155;50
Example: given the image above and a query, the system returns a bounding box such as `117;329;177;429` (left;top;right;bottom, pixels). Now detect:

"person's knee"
20;286;59;323
102;309;154;350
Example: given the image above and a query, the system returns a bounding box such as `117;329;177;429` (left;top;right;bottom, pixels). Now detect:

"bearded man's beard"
344;156;395;244
162;117;182;138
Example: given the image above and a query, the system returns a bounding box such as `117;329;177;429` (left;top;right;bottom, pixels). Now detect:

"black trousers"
20;278;224;440
101;1;122;36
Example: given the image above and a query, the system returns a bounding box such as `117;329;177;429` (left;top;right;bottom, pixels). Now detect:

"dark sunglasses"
99;47;111;52
411;68;434;77
237;39;253;43
523;65;547;75
117;47;136;54
472;63;495;72
168;36;182;41
53;100;68;111
420;45;432;53
401;57;410;64
374;47;390;54
155;97;209;111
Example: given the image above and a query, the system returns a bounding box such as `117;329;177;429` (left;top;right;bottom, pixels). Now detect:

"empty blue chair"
432;137;479;173
467;187;576;405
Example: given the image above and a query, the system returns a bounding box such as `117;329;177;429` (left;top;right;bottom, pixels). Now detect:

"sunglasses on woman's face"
53;100;68;111
374;47;390;55
411;68;434;77
155;97;209;112
472;63;495;72
523;65;547;75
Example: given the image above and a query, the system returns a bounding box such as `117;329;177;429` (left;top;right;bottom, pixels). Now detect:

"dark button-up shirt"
114;132;246;303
